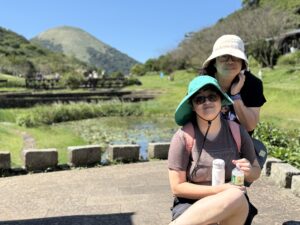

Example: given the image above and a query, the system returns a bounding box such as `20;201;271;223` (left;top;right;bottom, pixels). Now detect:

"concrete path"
0;160;299;225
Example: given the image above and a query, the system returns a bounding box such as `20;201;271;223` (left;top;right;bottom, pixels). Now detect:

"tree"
130;64;146;76
233;7;292;68
144;58;160;72
242;0;260;8
247;39;280;68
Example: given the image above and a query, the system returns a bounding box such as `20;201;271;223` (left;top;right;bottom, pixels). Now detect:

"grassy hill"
31;26;139;74
0;27;88;77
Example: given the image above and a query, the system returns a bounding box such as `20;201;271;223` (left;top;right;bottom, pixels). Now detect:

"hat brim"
175;82;233;126
203;48;248;69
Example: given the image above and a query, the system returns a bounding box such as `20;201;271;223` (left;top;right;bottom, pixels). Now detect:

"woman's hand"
232;158;252;176
231;71;245;95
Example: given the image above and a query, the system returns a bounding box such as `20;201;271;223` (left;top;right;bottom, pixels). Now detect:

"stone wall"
1;144;300;197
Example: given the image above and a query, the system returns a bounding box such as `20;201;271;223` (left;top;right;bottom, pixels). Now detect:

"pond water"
62;116;179;162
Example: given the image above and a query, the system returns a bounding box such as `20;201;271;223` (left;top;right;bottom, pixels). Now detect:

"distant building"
277;29;300;54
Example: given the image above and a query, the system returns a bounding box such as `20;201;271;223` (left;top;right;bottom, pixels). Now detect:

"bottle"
212;159;225;186
231;166;244;186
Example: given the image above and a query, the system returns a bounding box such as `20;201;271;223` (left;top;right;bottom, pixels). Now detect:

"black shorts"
171;197;196;221
170;194;257;225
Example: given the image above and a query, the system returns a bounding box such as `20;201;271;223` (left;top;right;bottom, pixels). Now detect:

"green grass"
26;125;87;164
0;109;18;123
0;122;87;167
259;66;300;129
0;73;26;88
0;123;23;167
126;70;197;116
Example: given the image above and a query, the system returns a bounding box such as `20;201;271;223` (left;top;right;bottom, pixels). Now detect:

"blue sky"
0;0;242;63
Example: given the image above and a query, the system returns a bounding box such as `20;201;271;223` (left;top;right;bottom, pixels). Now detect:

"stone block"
148;142;170;159
270;163;300;188
263;157;283;176
23;149;58;171
68;145;101;167
291;175;300;197
0;151;10;169
107;144;140;162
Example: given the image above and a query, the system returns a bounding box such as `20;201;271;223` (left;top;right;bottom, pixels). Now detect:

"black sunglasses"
192;94;219;105
217;55;241;62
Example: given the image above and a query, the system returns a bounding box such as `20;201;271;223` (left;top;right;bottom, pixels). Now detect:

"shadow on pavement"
0;213;134;225
283;221;300;225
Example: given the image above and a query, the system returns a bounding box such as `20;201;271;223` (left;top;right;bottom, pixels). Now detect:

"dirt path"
21;131;36;150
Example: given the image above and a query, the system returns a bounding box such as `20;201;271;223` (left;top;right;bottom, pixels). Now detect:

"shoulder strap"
182;122;195;152
227;120;241;153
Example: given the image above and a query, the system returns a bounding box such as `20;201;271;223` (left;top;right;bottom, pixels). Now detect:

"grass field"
258;67;300;129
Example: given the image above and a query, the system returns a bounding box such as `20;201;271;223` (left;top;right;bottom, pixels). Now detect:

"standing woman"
168;76;261;225
202;35;266;135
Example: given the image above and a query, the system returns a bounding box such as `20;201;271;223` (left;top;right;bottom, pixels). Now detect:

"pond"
62;116;179;162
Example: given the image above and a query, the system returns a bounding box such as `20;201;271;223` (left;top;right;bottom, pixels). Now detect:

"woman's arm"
230;72;263;132
169;169;245;199
232;101;260;132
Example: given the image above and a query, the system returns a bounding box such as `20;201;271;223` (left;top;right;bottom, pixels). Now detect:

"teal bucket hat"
175;75;233;126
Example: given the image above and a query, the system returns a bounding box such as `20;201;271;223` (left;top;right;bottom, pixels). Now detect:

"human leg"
170;188;248;225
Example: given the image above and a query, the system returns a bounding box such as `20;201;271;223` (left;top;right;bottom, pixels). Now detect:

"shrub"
16;113;38;127
277;50;300;66
16;101;143;127
61;72;84;89
253;122;300;169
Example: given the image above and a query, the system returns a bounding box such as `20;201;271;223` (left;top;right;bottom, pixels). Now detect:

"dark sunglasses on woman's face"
192;94;219;105
217;55;241;62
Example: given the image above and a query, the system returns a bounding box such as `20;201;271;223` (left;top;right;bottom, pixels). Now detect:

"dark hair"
200;59;217;76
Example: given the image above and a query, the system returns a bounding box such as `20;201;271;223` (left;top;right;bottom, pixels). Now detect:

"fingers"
231;72;245;95
232;159;252;172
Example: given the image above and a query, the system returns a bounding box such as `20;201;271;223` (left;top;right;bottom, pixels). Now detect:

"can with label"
231;167;244;186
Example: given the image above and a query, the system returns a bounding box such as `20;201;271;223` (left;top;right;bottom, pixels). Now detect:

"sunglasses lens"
193;94;218;105
195;96;205;104
207;94;218;102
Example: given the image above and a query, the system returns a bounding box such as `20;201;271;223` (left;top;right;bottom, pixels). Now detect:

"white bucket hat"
202;34;248;69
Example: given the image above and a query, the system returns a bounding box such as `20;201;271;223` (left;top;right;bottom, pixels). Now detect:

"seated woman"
168;75;261;225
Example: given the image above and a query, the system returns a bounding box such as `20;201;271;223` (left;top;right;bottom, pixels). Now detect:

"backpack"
182;121;267;170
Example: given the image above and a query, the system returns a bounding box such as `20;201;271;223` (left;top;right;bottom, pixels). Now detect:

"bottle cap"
212;159;225;169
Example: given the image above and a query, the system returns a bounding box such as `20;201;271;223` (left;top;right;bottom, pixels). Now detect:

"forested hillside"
135;0;300;75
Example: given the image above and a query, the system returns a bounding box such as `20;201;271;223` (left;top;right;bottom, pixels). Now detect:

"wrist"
231;93;241;101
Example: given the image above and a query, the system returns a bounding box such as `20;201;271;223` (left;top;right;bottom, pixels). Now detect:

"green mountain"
31;26;139;74
0;26;88;77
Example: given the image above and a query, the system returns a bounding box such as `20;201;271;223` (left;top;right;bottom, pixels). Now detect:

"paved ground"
0;160;299;225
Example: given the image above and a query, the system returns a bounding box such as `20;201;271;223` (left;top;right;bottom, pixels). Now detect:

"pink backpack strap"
227;120;241;153
182;122;195;152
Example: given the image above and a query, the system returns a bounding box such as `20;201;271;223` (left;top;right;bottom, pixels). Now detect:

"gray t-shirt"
168;119;256;184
